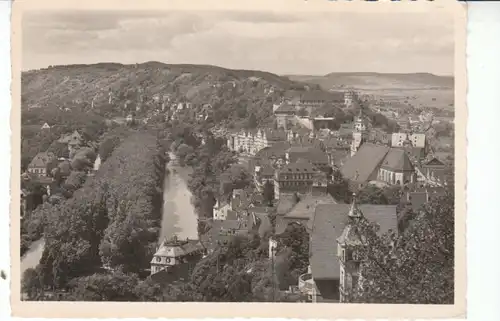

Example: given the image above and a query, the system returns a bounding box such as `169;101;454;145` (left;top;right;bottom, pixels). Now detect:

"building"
213;188;252;221
274;192;337;235
274;103;297;130
227;129;287;156
420;157;447;186
27;152;56;176
341;143;416;189
150;236;205;276
391;132;426;149
299;90;344;108
308;199;398;302
285;146;331;174
343;90;358;109
274;158;328;200
41;122;51;130
58;130;84;154
350;110;369;156
210;212;256;247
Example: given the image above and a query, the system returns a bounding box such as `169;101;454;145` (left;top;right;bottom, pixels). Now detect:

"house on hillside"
41;122;51;130
306;199;398;302
58;130;84;154
27;152;56;176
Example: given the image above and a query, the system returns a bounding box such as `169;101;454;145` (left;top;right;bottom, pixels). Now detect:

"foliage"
47;141;70;159
30;133;166;289
274;223;310;287
350;193;454;304
262;180;275;206
356;185;402;205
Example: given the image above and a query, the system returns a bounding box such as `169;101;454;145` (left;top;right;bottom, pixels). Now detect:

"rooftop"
310;203;397;280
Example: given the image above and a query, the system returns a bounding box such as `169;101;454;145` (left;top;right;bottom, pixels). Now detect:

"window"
346;249;353;261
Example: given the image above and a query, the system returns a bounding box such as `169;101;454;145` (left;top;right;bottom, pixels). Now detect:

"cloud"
21;9;454;75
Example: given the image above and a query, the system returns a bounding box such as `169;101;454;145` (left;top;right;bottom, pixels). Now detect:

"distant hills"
286;72;454;91
21;62;454;118
286;72;454;110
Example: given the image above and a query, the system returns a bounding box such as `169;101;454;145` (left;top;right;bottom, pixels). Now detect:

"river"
159;152;198;240
20;152;198;276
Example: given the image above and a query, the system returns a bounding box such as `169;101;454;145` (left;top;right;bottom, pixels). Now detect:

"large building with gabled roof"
340;143;417;189
306;198;398;302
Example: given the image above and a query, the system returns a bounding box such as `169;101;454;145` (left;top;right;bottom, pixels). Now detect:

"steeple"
348;193;363;218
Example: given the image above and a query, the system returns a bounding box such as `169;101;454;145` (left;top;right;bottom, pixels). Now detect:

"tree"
47;142;70;159
262;180;275;206
22;267;44;300
71;157;92;172
351;193;454;304
247;113;258;129
63;272;141;301
275;223;310;285
98;136;121;162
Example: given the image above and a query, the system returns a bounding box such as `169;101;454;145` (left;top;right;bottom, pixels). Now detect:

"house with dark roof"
274;158;328;199
299;90;344;108
285;146;331;174
274;193;337;235
27;152;56;177
150;237;205;276
340;143;417;189
307;200;398;302
274;103;297;130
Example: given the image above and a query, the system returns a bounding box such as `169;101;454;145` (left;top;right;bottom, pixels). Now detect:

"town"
19;62;455;304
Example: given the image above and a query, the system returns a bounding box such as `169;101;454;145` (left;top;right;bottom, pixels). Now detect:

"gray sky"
22;9;454;75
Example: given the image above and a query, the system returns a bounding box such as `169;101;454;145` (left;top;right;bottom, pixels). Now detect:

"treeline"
23;132;166;293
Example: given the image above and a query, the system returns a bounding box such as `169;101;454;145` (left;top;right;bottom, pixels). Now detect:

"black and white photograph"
12;0;465;317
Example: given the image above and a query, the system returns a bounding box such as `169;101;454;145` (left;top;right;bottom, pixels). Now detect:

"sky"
21;9;455;76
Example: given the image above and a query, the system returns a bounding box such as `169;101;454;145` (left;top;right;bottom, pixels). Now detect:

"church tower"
350;109;368;156
337;194;365;302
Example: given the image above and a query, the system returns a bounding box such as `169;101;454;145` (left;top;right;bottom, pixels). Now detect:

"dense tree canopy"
350;192;454;304
26;132;166;289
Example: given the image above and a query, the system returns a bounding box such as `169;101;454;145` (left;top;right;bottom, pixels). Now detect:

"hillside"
21;62;308;118
286;72;454;110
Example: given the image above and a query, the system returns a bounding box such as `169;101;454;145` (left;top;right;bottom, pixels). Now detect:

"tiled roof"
28;152;55;168
310;203;397;280
58;130;83;144
274;103;296;114
300;90;343;102
153;239;203;258
264;129;287;141
279;158;318;176
424;157;446;167
284;193;336;220
287;146;329;164
340;143;389;183
381;148;415;172
276;194;299;215
254;142;290;160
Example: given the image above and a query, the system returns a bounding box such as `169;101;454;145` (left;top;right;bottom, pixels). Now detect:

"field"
287;72;454;111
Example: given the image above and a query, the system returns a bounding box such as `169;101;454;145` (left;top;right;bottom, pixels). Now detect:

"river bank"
20;152;199;278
